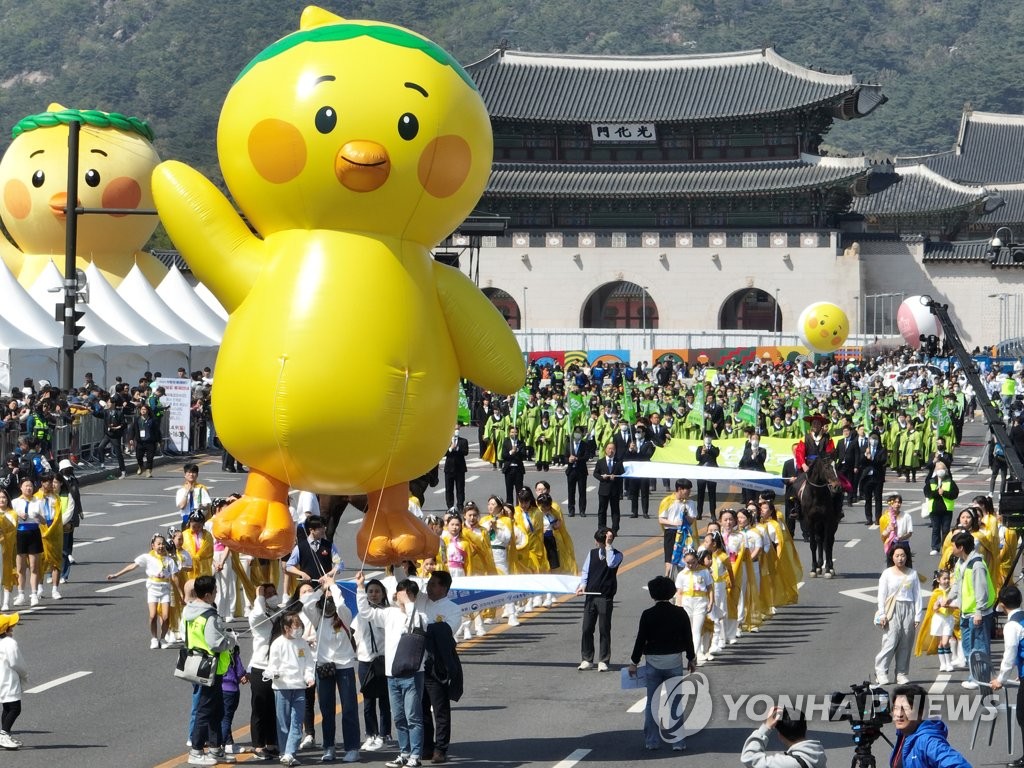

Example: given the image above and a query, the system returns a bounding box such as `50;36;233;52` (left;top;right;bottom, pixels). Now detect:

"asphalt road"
5;419;1016;767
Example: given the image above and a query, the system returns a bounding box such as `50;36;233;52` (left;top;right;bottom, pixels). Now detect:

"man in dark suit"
443;427;470;513
705;394;726;438
502;426;526;504
695;434;720;520
565;426;595;517
593;443;625;533
626;424;656;518
738;427;767;505
860;429;888;527
647;412;671;491
834;424;860;507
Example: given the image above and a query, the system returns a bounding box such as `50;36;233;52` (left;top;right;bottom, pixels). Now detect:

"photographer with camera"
740;706;825;768
890;683;971;767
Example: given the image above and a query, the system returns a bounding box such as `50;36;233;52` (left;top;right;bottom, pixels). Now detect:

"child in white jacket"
0;613;27;750
265;612;314;767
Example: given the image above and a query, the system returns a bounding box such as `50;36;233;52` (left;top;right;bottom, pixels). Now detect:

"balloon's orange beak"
336;141;390;192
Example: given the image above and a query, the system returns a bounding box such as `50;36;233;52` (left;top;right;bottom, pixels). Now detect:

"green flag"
512;386;530;422
621;380;637;423
858;386;871;430
795;392;808;423
457;383;471;425
928;392;950;433
687;383;706;427
737;389;761;426
567;392;585;425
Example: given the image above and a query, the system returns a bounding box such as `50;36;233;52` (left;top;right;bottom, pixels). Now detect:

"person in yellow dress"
0;489;16;611
702;530;734;654
720;509;756;643
480;498;527;626
34;473;64;600
181;509;214;581
758;499;800;608
914;568;958;672
460;502;498;634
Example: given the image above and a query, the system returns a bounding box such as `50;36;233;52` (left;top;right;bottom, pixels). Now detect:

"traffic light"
56;303;85;351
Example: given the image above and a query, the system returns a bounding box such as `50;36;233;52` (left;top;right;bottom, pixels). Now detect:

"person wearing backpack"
989;433;1009;497
990;585;1024;767
939;530;995;690
355;571;430;768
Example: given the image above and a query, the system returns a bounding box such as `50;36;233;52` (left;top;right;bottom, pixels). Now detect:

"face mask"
751;440;759;448
634;431;643;440
870;439;878;447
573;432;582;440
704;439;712;447
265;595;281;610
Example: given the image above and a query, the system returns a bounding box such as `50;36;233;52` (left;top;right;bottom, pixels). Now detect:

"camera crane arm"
923;297;1024;482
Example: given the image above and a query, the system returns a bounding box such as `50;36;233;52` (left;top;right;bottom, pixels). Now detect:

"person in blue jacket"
889;683;971;767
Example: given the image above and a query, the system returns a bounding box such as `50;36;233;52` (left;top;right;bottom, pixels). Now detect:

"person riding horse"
792;412;847;518
792;412;845;577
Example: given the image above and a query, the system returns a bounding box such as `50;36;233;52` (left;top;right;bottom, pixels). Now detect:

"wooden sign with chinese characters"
590;123;658;142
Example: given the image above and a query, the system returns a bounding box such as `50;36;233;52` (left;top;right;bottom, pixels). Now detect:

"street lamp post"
774;288;780;341
989;293;1009;347
522;286;528;331
987;227;1024;267
641;286;648;332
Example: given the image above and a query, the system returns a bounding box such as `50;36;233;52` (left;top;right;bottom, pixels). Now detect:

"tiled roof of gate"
849;165;991;215
484;154;876;198
467;48;885;123
898;111;1024;185
922;240;990;263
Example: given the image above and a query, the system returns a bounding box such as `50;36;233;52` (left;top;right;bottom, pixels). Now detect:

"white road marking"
110;501;152;508
929;674;951;695
839;586;878;604
85;511;107;517
434;488;446;494
163;485;180;491
74;536;115;548
26;670;92;694
845;539;861;548
797;582;804;590
95;578;147;593
586;485;595;492
553;749;592;767
466;475;479;483
627;697;647;713
111;512;181;527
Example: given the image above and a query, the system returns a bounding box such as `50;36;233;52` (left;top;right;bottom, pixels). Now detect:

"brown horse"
794;453;843;578
318;494;369;544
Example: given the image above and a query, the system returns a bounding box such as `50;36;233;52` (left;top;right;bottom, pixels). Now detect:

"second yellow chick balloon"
797;301;849;353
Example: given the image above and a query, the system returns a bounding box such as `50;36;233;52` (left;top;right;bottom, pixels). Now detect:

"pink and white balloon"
896;296;941;349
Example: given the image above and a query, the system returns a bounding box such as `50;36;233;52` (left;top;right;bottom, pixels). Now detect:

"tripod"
849;721;893;768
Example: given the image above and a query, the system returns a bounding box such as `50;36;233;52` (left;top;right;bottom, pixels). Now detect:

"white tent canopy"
0;259;62;347
194;282;229;321
118;265;220;346
84;263;185;346
156;269;226;342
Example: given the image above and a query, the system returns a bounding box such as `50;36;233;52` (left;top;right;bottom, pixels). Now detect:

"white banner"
156;377;192;452
622;461;785;493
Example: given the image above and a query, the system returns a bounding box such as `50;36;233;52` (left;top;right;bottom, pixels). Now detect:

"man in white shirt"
991;586;1024;768
356;572;430;768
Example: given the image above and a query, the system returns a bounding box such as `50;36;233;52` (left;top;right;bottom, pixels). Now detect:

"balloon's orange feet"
211;470;294;559
357;484;439;566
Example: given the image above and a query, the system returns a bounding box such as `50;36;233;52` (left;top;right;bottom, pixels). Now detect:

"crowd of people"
1;346;1019;765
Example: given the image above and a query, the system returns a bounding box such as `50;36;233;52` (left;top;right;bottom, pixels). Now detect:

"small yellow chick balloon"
153;7;526;565
0;104;166;287
797;301;849;353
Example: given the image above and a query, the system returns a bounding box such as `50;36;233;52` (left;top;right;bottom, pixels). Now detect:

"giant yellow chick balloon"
0;104;166;287
797;301;849;353
152;7;526;565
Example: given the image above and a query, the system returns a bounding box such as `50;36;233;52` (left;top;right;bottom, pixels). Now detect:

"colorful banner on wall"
528;351;565;366
588;349;629;365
